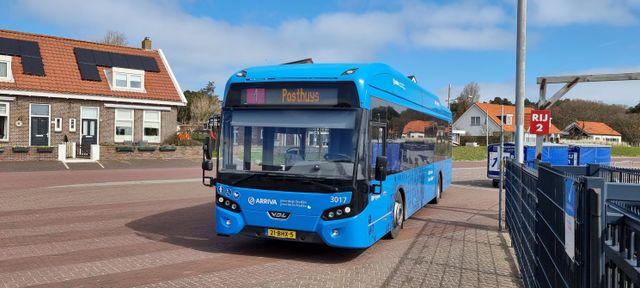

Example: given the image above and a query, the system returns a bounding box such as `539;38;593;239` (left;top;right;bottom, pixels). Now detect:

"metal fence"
505;160;538;288
505;161;640;288
592;165;640;184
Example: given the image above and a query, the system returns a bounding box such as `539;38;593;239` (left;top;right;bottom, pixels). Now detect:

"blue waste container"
524;144;569;168
568;144;611;165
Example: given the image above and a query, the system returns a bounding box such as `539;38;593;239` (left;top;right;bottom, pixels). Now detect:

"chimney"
141;37;152;50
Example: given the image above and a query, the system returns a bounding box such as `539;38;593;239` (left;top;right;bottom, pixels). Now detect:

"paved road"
0;161;521;287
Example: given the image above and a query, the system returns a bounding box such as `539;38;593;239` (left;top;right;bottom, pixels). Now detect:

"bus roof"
225;63;452;122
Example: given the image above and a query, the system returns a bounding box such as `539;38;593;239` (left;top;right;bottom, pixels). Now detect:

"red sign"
530;110;551;135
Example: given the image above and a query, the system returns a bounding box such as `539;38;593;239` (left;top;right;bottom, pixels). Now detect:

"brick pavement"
0;163;521;287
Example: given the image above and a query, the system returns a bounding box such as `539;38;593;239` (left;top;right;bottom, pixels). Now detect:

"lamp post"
514;0;527;163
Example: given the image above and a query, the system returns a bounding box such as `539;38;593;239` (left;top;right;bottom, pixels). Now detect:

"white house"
453;103;561;144
562;121;622;143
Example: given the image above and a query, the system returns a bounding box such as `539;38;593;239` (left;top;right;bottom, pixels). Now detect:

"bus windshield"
221;109;358;179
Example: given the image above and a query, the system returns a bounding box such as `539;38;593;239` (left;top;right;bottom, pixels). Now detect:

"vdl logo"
247;197;277;205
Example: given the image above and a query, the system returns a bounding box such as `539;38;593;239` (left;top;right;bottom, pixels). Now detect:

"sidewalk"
0;159;201;172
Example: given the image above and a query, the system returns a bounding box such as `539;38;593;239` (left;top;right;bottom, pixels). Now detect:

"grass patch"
611;146;640;157
453;146;487;161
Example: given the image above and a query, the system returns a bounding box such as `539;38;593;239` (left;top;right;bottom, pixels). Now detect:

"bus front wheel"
386;192;404;239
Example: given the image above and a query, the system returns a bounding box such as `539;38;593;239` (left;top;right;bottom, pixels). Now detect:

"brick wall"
0;146;58;161
0;95;179;161
100;145;201;160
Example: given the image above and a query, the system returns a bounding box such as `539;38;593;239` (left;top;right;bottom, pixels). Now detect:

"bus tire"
386;191;404;239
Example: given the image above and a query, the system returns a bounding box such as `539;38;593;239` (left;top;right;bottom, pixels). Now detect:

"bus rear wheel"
386;192;404;239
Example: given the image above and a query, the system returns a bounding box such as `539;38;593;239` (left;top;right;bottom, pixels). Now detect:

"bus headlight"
216;193;241;212
322;204;353;221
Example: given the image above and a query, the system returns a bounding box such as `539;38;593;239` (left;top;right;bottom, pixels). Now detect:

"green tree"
524;98;537;108
628;102;640;113
489;97;513;105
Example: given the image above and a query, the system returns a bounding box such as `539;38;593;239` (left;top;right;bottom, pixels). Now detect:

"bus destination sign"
242;88;338;106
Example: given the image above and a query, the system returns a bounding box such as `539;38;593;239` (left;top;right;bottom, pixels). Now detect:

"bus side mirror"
375;156;387;181
202;159;214;171
203;136;213;160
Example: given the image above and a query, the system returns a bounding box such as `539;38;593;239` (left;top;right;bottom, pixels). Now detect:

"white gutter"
0;89;185;106
158;49;188;105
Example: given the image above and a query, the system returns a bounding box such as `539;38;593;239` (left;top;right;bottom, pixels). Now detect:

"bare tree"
190;94;221;125
459;82;481;103
100;31;128;46
450;82;481;120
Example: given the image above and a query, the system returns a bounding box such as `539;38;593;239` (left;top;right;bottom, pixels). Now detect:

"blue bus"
201;63;452;248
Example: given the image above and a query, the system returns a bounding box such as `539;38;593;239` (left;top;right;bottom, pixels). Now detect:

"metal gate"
76;142;91;159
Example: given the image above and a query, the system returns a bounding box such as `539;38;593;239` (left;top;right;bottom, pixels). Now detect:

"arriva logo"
247;197;277;205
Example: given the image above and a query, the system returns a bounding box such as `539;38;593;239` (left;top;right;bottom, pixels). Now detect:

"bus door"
369;121;393;238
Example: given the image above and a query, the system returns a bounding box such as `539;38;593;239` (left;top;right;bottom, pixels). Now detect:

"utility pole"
447;84;452;109
485;108;489;146
499;104;504;231
514;0;527;164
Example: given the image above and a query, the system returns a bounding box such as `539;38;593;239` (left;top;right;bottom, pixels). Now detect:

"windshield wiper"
297;178;340;192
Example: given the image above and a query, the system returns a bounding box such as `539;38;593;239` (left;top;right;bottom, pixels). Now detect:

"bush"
163;132;202;146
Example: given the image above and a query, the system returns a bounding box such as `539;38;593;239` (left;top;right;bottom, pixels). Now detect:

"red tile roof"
0;29;184;104
572;121;621;136
474;103;561;134
402;120;434;134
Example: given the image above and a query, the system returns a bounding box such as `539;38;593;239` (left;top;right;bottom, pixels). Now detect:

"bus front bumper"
215;207;375;249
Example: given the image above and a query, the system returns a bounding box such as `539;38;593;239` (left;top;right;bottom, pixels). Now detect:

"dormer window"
107;67;144;92
0;55;14;83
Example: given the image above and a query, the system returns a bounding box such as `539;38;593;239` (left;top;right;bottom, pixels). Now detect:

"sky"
1;0;640;106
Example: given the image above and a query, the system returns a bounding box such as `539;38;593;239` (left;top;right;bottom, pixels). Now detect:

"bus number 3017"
330;196;348;204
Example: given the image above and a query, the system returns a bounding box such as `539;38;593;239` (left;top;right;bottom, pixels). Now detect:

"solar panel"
110;53;128;68
141;57;160;72
0;37;19;56
78;63;100;81
22;56;45;76
72;47;161;81
74;48;94;64
93;51;112;67
0;37;45;76
19;41;41;58
126;55;145;70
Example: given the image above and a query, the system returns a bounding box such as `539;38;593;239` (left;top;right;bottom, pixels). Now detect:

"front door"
81;119;97;145
30;117;49;146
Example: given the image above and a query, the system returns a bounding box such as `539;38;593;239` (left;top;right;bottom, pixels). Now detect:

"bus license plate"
266;228;296;239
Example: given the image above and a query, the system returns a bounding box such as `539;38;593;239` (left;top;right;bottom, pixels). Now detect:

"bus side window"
370;123;386;179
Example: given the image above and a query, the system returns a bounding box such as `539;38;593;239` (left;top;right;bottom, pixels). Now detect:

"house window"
0;55;14;83
143;110;161;143
115;109;134;143
505;115;513;125
471;116;481;126
69;118;77;132
0;102;8;141
54;118;63;132
108;67;145;92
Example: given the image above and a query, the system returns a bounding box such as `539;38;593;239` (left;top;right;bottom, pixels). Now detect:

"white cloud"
530;0;640;26
9;0;514;90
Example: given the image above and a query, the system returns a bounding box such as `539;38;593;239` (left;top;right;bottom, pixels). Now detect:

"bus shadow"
125;203;364;264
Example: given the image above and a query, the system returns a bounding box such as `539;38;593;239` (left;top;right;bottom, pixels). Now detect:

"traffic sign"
530;110;551;135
